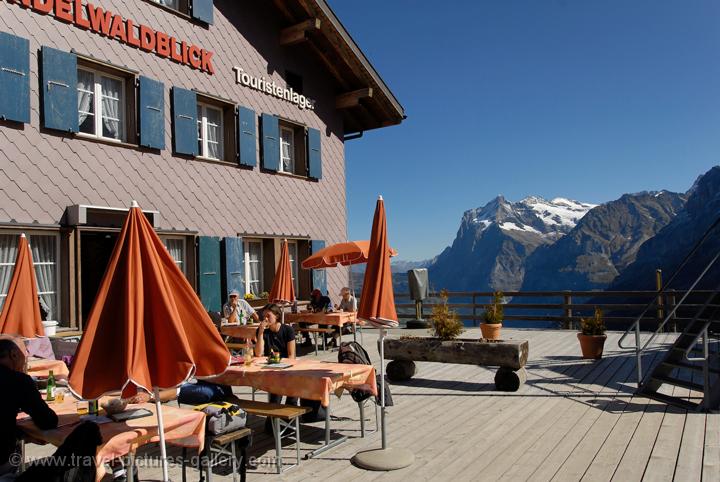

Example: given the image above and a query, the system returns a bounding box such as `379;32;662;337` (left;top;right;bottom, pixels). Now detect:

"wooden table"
284;311;362;345
221;323;260;341
210;357;377;458
17;398;206;481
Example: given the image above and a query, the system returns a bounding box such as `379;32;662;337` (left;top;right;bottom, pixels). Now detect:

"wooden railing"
394;290;717;329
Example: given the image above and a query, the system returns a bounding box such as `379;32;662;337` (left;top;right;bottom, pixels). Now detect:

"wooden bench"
296;326;335;355
233;399;311;474
181;427;252;482
225;342;248;352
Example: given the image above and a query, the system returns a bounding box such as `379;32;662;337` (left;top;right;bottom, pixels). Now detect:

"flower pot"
480;323;502;340
577;333;607;359
42;320;58;336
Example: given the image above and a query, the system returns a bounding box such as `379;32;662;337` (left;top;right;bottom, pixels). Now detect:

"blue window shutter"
41;46;77;133
310;240;327;295
138;76;165;150
308;127;322;180
261;113;279;172
171;87;197;156
222;237;245;298
198;236;221;312
191;0;214;24
0;32;30;123
237;106;256;167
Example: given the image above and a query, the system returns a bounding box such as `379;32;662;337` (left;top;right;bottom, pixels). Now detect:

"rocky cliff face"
610;166;720;290
522;191;687;291
428;196;596;292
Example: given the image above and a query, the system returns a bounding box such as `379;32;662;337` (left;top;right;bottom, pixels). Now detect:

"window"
0;233;59;323
287;241;299;296
149;0;189;14
77;67;125;142
162;237;186;275
244;240;263;296
280;126;295;174
197;103;224;160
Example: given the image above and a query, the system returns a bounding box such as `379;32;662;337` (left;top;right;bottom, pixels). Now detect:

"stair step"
661;360;720;375
639;390;701;411
650;374;706;392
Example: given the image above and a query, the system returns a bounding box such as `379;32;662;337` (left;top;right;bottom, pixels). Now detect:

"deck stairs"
619;217;720;412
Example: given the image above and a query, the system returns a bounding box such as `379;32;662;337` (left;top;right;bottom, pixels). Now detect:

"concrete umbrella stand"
352;326;415;470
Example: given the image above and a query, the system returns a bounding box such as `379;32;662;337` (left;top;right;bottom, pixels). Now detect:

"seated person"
0;339;58;478
254;304;297;431
18;421;102;482
223;290;259;325
308;289;332;313
335;287;357;313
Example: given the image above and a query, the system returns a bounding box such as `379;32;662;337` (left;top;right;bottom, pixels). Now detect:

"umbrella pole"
153;387;169;482
350;325;414;470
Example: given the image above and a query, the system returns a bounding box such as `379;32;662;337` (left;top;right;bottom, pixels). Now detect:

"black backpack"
338;342;393;406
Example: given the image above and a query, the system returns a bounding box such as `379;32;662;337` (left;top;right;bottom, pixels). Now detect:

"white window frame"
287;240;299;295
76;67;126;142
0;231;61;324
161;236;186;275
197;102;224;160
244;239;264;296
279;126;295;174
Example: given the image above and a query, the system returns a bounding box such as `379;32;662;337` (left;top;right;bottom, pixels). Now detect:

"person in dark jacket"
0;338;58;477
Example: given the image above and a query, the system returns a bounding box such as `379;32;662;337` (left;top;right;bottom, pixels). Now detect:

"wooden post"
656;269;664;331
472;293;477;326
563;292;572;330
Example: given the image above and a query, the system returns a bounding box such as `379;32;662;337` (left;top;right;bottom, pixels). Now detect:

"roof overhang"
272;0;405;133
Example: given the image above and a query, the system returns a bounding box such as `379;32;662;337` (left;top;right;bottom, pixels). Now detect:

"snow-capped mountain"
468;195;596;240
428;196;596;292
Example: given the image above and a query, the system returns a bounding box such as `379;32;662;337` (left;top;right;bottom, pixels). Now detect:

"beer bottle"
46;370;55;401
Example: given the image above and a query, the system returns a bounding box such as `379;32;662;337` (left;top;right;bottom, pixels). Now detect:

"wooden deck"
25;328;720;481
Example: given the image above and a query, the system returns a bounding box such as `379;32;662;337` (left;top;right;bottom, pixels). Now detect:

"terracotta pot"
480;323;502;340
577;333;607;359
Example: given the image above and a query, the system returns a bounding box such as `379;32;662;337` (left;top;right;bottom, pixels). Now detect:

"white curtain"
0;235;18;313
155;0;179;8
101;76;122;140
30;235;56;321
288;242;299;294
206;107;221;159
77;70;94;133
247;243;261;295
163;238;185;274
280;129;293;172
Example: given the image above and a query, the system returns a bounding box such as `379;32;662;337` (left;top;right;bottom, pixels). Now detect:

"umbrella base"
405;319;430;329
352;447;415;471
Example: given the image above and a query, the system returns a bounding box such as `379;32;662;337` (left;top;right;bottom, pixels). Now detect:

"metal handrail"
616;214;720;389
685;322;711;362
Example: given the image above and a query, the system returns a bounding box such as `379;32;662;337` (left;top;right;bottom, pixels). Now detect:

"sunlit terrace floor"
27;328;720;481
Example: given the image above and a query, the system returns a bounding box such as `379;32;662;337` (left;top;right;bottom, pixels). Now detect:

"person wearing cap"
335;287;357;312
222;290;259;325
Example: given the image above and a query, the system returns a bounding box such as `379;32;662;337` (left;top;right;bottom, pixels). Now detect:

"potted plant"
480;291;504;340
246;291;269;308
578;307;607;359
429;290;464;340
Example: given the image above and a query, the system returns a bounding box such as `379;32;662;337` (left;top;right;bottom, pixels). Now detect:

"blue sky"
330;0;720;261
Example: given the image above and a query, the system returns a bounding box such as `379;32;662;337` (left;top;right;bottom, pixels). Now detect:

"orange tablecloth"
17;399;205;480
209;358;377;407
221;323;260;340
27;358;69;379
284;311;358;327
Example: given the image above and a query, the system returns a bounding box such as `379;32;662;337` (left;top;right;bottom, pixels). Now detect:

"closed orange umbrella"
301;240;398;269
0;234;43;337
357;198;398;328
68;202;230;481
269;239;296;304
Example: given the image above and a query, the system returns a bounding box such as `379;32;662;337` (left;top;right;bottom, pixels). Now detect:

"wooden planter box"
383;337;530;392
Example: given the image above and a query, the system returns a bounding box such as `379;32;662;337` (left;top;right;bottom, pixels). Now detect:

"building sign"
4;0;215;74
233;67;315;110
